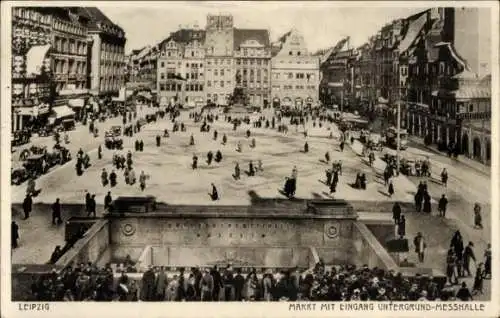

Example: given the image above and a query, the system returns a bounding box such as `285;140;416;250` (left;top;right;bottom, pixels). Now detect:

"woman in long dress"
245;272;258;301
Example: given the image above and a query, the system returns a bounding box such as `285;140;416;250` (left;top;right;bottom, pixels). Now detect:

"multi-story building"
373;19;404;104
319;37;354;108
11;7;54;132
50;7;90;113
205;14;234;106
157;28;206;106
403;7;491;163
353;39;377;104
271;29;320;109
233;28;271;107
78;7;126;97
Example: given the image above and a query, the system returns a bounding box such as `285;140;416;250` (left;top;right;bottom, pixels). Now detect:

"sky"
99;2;426;54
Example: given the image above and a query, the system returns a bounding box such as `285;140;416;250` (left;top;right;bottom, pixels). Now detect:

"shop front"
49;105;76;131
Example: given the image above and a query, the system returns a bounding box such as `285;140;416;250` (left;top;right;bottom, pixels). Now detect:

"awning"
452;86;491;100
398;13;427;55
26;44;51;76
68;99;85;108
51;105;75;119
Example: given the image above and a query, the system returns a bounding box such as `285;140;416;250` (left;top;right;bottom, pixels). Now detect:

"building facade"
319;37;356;108
78;7;126;97
11;7;54;132
157;28;206;107
403;7;491;163
271;29;320;109
205;14;234;106
233;29;271;107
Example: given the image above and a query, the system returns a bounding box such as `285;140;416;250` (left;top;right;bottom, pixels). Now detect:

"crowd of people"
29;260;488;302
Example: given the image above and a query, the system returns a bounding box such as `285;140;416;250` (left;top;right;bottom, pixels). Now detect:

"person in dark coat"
135;140;140;151
214;150;222;163
304;142;309;153
156;135;161;147
451;231;464;277
109;170;117;187
23;194;32;219
248;161;255;176
192;155;198;170
104;192;113;212
422;191;432;213
140;267;156;301
11;221;19;249
98;144;102;159
233;268;245;301
222;134;227;145
414;192;422;212
87;194;97;218
463;241;476;277
85;191;91;215
472;263;485;295
438;194;448;217
206;151;213;165
210;183;219;201
397;215;406;238
139;140;144;152
211;266;223;301
52;198;62;225
392;202;401;224
455;282;473;301
388;180;394;197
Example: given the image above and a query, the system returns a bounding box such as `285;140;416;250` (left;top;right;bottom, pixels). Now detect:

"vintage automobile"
11;167;29;185
11;131;31;147
111;125;122;136
105;133;123;150
19;145;47;161
400;158;416;176
23;154;47;177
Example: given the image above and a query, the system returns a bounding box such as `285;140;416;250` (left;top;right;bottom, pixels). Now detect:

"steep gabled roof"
234;28;270;50
170;29;206;44
77;7;124;34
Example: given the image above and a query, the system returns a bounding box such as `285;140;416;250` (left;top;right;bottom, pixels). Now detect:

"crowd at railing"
29;260;482;301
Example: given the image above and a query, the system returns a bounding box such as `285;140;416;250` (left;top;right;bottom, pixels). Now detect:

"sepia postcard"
1;1;498;317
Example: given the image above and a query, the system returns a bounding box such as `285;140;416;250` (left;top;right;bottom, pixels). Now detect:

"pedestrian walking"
22;194;32;220
98;144;102;159
392;202;401;224
110;170;117;187
438;194;448;217
210;183;219;201
463;241;476;277
441;168;448;187
101;168;108;187
192;154;198;170
139;171;148;191
233;163;240;180
104;191;113;212
386;178;394;197
11;221;19;249
413;232;426;263
52;198;62;225
484;243;492;279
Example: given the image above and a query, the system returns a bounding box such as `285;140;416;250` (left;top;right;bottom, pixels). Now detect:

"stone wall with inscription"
109;217;355;266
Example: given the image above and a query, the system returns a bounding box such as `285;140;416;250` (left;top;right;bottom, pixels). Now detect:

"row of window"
53;81;86;92
53;18;86;37
207;80;230;88
100;63;122;76
159;61;203;68
13;8;51;25
272;72;316;81
207;58;232;66
53;59;86;75
273;85;317;90
54;36;86;56
236;58;269;66
159;83;204;92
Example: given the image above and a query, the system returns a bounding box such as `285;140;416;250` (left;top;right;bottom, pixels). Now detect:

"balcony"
456;112;491;120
